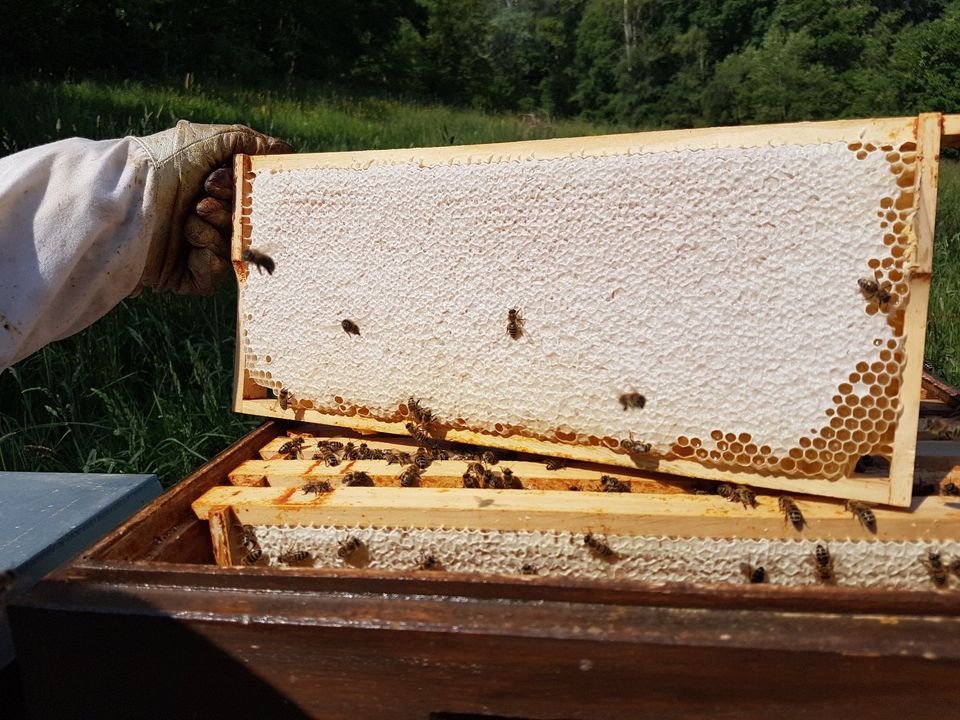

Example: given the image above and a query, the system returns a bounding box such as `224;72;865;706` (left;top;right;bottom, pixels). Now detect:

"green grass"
0;79;957;486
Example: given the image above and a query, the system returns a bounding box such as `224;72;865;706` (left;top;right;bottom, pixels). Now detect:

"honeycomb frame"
231;114;947;507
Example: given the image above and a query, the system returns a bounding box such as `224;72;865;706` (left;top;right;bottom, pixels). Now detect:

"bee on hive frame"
278;387;292;411
506;308;525;340
399;466;422;487
278;550;312;565
418;553;442;571
620;438;652;454
242;545;263;565
921;550;948;588
778;496;805;531
583;532;617;560
278;437;305;459
600;475;630;493
242;247;275;275
844;500;877;533
301;480;333;496
857;274;893;309
313;449;340;466
619;392;646;411
544;458;567;471
342;471;375;487
735;487;757;509
406;422;432;444
413;447;432;470
341;319;361;336
813;544;834;582
337;536;365;559
739;562;766;584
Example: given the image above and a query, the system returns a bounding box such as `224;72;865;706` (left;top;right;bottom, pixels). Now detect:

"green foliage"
927;161;960;385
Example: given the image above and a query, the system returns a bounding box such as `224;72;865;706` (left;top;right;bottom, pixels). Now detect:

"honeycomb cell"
677;436;690;447
745;444;758;455
334;395;344;404
899;141;917;152
836;428;851;441
265;355;273;363
725;433;736;443
885;152;900;163
888;270;902;283
823;462;840;476
710;430;723;441
853;406;867;419
603;436;620;449
695;448;709;460
844;395;858;407
887;339;898;350
721;451;735;462
882;234;896;246
869;385;883;397
828;438;843;452
830;416;843;429
862;372;876;385
839;383;854;395
674;445;694;458
868;258;881;269
781;458;797;472
788;448;803;460
865;143;876;152
820;427;834;439
760;445;772;455
837;405;852;418
848;142;863;151
848;373;861;384
856;150;868;160
813;437;827;450
803;447;818;461
709;450;721;460
730;442;743;454
736;453;750;465
799;437;811;448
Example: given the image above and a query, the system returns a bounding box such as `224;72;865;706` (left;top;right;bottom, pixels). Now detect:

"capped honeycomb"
235;128;922;485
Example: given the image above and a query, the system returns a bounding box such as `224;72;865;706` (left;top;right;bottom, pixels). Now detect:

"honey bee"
921;550;948;587
462;471;481;489
278;550;311;565
341;319;361;336
278;387;292;411
943;482;960;497
313;449;341;466
242;247;275;275
481;450;499;465
735;487;757;509
341;442;361;461
778;496;805;530
620;439;652;454
520;563;538;575
717;483;736;501
355;443;374;460
301;480;333;495
369;448;387;460
600;475;630;493
506;308;525;340
858;275;892;308
418;553;442;570
405;422;432;443
385;450;412;466
431;448;450;461
337;536;365;559
844;500;877;533
407;397;435;428
583;532;616;560
399;466;422;487
242;546;263;565
739;562;766;584
545;458;566;471
318;440;344;452
568;485;580;491
239;524;259;549
814;544;834;582
278;437;305;459
342;471;374;487
618;392;646;411
413;447;432;470
500;467;521;489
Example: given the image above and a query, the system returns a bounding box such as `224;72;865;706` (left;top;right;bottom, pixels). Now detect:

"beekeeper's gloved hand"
134;121;292;295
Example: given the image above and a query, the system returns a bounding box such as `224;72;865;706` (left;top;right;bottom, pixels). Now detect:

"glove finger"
177;248;231;297
196;196;233;232
227;126;294;157
204;167;233;200
184;213;230;259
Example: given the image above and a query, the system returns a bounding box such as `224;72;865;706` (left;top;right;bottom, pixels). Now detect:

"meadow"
0;80;957;486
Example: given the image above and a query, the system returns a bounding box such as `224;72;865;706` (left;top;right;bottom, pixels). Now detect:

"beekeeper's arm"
0;121;290;369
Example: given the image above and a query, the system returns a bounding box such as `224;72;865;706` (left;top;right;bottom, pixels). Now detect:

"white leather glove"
134;121;291;295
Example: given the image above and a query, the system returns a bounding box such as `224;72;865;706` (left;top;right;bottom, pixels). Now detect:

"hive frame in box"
231;114;954;507
9;406;960;719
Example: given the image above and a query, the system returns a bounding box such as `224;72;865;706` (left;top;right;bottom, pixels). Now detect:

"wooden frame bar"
231;115;959;507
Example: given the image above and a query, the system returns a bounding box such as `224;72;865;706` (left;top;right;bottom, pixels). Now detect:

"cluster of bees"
739;544;960;588
712;485;878;534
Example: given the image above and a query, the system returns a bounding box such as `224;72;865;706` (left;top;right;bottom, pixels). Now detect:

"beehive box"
9;114;960;720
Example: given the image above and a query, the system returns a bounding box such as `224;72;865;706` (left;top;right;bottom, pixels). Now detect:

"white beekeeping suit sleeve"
0;138;154;370
0;122;290;371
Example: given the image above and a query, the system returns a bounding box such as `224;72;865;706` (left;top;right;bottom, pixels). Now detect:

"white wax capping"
252;525;954;590
242;141;902;455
